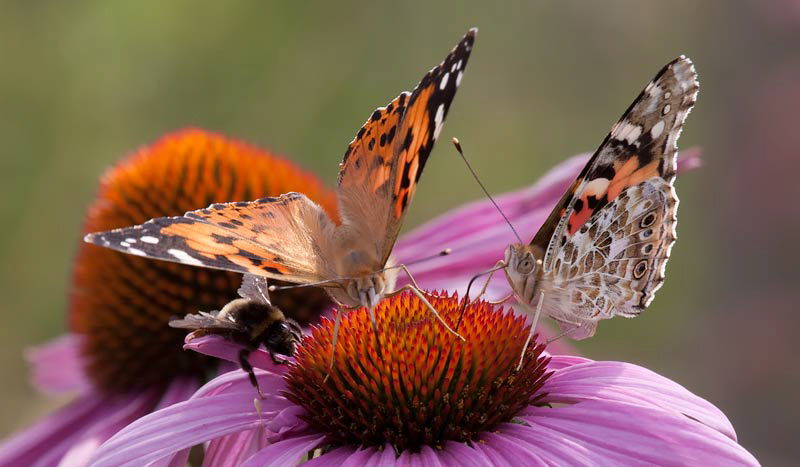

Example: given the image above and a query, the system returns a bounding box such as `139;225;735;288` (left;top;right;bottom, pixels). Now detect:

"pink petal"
546;354;593;370
155;378;200;409
204;426;268;467
191;368;286;403
439;441;496;467
183;335;292;373
57;389;161;467
0;394;103;467
339;446;379;467
540;361;736;439
88;394;267;467
240;434;325;467
515;400;758;466
25;333;91;395
300;446;358;467
0;389;160;467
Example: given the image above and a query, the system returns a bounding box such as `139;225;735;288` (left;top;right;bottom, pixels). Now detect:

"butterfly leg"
517;291;545;371
323;308;345;383
391;285;466;342
469;261;502;304
238;348;265;399
545;325;581;345
369;306;385;361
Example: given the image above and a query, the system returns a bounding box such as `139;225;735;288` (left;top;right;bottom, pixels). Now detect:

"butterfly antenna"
452;137;523;243
380;248;452;273
268;277;347;292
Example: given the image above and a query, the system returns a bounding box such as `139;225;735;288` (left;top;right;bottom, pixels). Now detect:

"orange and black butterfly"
85;28;477;363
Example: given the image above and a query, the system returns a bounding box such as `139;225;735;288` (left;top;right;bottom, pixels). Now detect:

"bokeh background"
1;1;797;464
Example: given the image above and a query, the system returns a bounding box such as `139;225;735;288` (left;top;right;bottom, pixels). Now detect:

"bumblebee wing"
237;274;271;305
169;311;240;331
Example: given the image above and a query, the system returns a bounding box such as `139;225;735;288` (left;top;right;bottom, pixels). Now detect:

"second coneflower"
0;128;338;466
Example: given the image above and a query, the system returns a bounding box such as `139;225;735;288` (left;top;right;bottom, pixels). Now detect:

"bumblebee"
170;274;303;395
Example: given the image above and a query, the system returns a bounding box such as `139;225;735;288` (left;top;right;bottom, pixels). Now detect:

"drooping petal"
204;426;268;467
512;400;759;466
56;389;162;467
0;394;105;467
183;335;291;374
25;333;91;395
240;434;325;467
539;360;737;440
87;394;266;467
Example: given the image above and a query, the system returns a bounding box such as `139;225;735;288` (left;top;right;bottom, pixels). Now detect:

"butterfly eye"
518;255;535;274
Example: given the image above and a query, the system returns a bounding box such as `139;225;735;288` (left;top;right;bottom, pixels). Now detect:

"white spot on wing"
456;71;463;87
432;104;445;140
651;120;666;139
614;121;642;145
127;248;147;257
167;248;204;267
439;72;449;90
125;238;137;243
120;241;130;248
140;236;159;244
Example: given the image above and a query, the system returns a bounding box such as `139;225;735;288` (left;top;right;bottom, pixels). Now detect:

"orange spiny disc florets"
70;128;337;391
284;291;551;453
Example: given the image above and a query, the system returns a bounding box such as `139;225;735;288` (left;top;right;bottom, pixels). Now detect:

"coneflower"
89;292;757;466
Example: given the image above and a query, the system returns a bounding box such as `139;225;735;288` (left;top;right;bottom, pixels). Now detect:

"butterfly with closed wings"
459;56;699;369
85;28;477;371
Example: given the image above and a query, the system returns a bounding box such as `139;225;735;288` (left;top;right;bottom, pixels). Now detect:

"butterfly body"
483;57;698;346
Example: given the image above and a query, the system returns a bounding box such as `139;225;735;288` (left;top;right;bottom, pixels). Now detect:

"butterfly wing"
336;28;476;266
85;192;337;284
237;274;272;304
535;56;699;336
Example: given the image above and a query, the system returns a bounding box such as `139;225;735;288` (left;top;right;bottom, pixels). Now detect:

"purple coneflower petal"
299;446;357;466
87;393;265;467
204;426;268;467
240;434;325;467
0;394;104;467
25;334;91;395
546;354;593;370
183;335;291;375
539;360;736;439
512;400;758;466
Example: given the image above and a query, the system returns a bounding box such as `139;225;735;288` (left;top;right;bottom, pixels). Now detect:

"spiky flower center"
284;292;551;453
71;129;337;391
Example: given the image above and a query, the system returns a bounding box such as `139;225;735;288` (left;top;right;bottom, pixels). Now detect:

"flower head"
71;128;338;391
285;293;550;452
88;292;758;466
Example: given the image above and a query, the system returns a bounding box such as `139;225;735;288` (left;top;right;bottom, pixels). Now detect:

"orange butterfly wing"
336;28;476;265
85;192;335;284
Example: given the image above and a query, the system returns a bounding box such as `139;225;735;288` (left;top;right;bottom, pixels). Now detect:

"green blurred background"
1;1;797;464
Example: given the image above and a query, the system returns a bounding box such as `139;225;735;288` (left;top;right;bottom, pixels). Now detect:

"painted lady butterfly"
468;56;699;367
85;29;477;366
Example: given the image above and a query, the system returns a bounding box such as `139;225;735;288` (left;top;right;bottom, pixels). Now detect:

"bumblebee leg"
238;348;264;399
269;351;290;365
